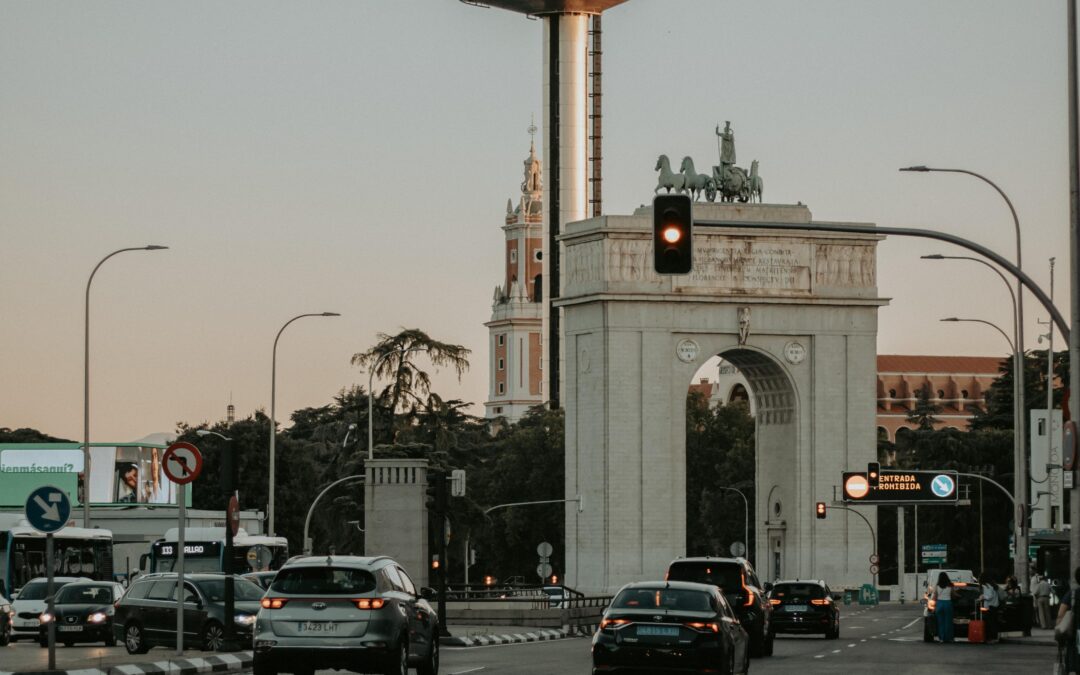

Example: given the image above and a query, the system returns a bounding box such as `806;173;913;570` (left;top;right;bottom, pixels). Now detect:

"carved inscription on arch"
674;239;812;294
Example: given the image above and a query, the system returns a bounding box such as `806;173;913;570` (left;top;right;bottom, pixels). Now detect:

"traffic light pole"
432;470;450;637
829;504;878;588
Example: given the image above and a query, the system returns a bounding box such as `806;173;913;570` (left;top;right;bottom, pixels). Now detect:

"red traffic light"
815;502;827;519
653;194;693;274
662;225;682;244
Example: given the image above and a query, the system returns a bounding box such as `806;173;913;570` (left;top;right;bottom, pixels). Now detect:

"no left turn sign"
163;442;203;485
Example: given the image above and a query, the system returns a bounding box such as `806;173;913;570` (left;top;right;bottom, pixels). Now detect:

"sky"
1;0;1073;442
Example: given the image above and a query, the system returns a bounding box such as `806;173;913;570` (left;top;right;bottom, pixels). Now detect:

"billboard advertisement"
0;443;186;508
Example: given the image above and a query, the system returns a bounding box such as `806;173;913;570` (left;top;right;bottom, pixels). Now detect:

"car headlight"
88;612;108;624
234;613;256;626
39;612;54;624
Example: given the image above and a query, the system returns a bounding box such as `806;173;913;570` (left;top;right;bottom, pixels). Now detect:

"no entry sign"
842;470;958;504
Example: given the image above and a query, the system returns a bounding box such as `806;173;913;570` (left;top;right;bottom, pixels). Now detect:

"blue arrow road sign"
930;474;956;499
25;485;71;534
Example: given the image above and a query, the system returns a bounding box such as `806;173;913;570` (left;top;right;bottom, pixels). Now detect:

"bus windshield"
1;530;113;597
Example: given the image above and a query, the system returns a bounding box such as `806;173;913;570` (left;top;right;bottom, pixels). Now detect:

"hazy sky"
1;0;1073;442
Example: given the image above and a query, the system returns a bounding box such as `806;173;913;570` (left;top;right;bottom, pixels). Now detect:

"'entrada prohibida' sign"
842;470;958;504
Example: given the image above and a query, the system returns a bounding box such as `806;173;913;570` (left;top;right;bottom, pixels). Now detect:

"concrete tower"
462;0;629;408
485;130;546;422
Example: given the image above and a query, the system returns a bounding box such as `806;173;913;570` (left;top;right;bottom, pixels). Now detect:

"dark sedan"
767;580;840;638
38;581;125;647
592;580;749;675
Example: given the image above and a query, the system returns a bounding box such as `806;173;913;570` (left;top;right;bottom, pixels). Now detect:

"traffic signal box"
815;502;827;519
867;462;880;488
653;194;693;274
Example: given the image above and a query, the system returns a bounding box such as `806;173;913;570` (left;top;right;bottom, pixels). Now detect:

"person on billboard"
116;463;139;503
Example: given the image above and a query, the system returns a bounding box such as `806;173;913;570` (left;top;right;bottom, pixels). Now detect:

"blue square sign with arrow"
25;485;71;534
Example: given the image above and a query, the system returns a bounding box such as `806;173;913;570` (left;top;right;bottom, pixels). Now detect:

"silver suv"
253;555;439;675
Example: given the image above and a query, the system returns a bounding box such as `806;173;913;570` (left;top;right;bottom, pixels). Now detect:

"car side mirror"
419;587;435;601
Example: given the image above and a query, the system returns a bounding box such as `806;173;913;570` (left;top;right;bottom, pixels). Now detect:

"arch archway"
558;202;885;592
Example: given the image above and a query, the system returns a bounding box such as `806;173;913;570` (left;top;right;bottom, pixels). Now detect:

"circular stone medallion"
676;339;699;363
783;341;806;365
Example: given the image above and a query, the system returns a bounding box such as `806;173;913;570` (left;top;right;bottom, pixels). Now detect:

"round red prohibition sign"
845;474;870;500
162;442;203;485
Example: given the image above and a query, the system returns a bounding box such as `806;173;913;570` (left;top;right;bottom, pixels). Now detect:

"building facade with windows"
484;138;545;422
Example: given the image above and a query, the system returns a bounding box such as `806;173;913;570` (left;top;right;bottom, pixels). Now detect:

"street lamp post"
269;312;340;535
194;429;239;652
903;165;1030;590
303;475;366;555
717;487;750;563
83;245;168;528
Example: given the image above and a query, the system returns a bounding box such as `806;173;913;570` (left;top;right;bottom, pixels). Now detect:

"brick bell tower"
485;127;546;423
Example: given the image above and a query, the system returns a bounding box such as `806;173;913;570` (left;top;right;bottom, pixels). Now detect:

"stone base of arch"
556;203;888;594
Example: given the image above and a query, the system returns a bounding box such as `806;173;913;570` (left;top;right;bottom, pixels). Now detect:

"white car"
10;577;80;641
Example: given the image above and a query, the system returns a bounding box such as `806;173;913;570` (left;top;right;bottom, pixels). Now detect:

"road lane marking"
847;643;856;647
450;668;487;674
814;654;825;659
901;617;921;630
832;649;842;653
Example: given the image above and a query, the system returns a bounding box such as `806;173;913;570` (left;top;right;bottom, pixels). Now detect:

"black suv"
767;580;839;639
114;573;265;653
666;556;773;657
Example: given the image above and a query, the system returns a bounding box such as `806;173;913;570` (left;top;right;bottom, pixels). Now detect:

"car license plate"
58;626;83;632
786;605;808;612
637;625;679;637
298;621;337;633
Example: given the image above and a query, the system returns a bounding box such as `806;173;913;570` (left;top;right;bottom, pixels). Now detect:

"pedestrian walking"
1037;574;1054;630
931;571;955;643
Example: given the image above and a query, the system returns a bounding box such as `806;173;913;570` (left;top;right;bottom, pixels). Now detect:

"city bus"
141;527;289;574
0;514;114;598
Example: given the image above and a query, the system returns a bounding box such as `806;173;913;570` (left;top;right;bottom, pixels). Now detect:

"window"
271;567;377;595
498;358;505;371
494;406;503;414
498;334;505;346
888;388;896;398
382;565;405;592
534;249;542;261
510;250;517;263
396;567;417;596
498;383;505;395
147;581;175;601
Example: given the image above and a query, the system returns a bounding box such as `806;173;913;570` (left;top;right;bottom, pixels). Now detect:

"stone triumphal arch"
557;202;887;593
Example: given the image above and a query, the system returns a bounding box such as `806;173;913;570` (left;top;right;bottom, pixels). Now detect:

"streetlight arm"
694;219;1069;341
940;318;1015;353
483;497;583;516
303;475;366;554
922;255;1018;344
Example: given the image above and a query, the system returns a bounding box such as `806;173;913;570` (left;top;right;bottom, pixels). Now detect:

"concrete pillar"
364;458;429;587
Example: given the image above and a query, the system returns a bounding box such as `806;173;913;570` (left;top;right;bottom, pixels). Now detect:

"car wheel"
417;631;439;675
105;632;118;647
201;621;225;651
382;639;408;675
125;622;150;654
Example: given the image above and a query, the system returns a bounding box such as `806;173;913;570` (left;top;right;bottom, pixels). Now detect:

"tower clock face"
784;341;806;365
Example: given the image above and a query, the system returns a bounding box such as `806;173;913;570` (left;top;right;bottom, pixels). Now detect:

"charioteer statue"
654;121;764;204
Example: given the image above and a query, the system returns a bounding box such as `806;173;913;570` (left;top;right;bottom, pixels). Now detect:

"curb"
998;636;1057;647
1;651;253;675
441;626;590;647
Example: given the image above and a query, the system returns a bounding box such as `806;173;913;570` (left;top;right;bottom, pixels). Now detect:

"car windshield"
771;584;825;601
667;562;743;594
270;567;377;595
612;588;713;612
56;585;113;604
196;578;265;602
15;581;58;601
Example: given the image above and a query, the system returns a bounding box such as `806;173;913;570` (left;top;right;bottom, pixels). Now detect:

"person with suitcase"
980;571;1000;644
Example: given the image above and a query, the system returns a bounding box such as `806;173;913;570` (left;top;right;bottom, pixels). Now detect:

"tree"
906;384;942;431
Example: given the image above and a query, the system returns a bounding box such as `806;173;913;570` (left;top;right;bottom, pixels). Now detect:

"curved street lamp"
269;312;340;535
83;245;168;528
904;165;1031;591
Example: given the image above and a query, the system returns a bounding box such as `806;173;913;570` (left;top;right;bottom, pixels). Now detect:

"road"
0;605;1054;674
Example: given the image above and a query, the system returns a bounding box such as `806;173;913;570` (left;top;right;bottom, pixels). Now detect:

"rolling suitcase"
968;617;986;644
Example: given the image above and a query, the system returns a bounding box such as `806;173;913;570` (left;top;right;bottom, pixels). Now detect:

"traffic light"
653;194;693;274
431;554;440;571
867;462;881;488
815;502;827;519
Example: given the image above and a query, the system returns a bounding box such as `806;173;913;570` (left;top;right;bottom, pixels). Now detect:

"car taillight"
769;598;781;606
261;598;288;609
811;598;831;606
355;598;385;610
685;621;720;633
600;618;631;630
742;573;754;607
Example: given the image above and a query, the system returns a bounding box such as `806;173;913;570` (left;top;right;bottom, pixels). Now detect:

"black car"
242;571;277;591
592;580;749;675
666;556;774;656
37;580;125;647
767;580;840;638
0;593;12;646
114;573;264;653
253;555;440;675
